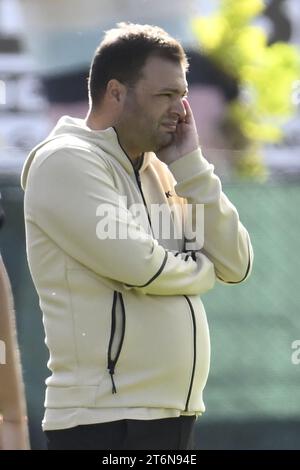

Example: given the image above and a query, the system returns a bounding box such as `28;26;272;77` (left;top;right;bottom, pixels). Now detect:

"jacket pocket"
107;291;126;393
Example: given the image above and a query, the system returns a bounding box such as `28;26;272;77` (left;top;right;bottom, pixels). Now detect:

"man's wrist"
162;145;199;166
168;148;210;179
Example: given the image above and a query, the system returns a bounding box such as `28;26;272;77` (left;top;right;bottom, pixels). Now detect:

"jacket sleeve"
26;147;215;296
168;148;253;283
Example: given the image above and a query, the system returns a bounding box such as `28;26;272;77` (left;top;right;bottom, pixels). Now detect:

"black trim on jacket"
125;251;168;288
217;237;252;284
183;295;197;412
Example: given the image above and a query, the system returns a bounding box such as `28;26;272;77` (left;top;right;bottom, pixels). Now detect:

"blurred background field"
197;182;300;449
1;0;300;449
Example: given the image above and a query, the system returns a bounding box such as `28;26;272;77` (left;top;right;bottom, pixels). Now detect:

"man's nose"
170;98;186;121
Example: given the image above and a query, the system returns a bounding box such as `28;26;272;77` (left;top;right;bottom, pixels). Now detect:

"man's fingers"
182;98;194;124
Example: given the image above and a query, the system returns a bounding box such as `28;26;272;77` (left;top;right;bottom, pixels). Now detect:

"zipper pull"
109;371;117;394
108;361;117;394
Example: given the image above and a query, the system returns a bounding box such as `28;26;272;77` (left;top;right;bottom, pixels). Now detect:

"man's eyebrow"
157;87;188;95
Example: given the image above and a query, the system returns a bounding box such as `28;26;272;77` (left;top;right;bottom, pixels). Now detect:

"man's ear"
106;79;127;105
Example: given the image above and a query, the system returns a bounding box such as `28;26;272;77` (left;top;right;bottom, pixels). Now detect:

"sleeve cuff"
168;148;211;183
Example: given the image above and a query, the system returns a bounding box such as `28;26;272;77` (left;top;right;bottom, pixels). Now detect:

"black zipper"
183;295;197;411
107;291;126;394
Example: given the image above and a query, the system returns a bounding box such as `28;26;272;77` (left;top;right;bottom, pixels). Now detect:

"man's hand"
157;99;199;165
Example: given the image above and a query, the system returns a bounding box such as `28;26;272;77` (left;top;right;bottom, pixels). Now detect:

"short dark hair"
88;22;189;107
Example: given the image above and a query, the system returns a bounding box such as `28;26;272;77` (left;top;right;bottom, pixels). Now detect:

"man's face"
117;55;188;154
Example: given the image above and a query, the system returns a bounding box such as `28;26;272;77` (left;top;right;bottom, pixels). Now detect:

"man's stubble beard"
155;131;175;152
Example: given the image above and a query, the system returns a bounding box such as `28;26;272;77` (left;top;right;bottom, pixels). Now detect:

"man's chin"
155;133;174;151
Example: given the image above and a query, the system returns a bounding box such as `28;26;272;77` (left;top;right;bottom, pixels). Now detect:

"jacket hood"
21;115;153;190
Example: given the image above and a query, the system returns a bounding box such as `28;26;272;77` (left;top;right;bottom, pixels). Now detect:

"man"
21;23;253;450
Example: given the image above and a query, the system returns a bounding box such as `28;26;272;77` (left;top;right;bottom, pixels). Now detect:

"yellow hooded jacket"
21;116;253;428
